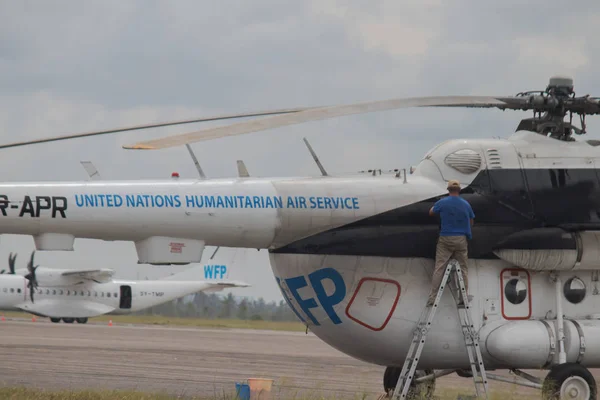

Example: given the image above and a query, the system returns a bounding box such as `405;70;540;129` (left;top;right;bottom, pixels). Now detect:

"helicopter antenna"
185;144;206;179
80;161;101;180
236;160;250;178
303;137;328;176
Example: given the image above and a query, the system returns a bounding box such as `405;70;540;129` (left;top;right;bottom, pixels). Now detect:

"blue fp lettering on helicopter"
204;264;227;279
281;267;346;326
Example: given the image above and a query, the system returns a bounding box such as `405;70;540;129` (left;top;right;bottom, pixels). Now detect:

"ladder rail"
455;265;489;397
392;259;489;399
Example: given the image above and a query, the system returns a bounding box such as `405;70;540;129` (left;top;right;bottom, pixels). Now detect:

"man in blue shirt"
426;180;475;306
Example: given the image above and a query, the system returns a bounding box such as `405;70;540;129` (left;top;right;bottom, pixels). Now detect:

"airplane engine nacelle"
493;228;600;271
484;319;600;368
28;268;80;287
135;236;205;265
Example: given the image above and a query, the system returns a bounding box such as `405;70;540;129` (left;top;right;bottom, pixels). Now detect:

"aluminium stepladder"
391;259;489;399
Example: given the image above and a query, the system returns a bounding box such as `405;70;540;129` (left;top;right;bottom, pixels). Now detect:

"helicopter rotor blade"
0;108;309;150
122;96;513;150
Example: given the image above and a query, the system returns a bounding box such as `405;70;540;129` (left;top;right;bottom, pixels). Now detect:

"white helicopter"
0;75;599;399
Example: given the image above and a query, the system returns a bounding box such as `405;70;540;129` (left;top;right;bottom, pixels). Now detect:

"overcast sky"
0;1;599;302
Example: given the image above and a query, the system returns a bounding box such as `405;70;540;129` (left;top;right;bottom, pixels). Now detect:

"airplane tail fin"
162;247;250;288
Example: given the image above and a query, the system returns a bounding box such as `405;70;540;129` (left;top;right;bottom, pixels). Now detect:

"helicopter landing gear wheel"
542;363;597;400
383;367;436;399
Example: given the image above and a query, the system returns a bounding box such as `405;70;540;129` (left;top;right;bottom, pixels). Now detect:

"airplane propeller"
1;253;17;274
24;251;39;303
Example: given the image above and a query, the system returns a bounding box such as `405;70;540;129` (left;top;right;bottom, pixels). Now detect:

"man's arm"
429;201;441;216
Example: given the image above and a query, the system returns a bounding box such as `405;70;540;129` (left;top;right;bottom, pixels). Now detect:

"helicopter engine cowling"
493;228;600;271
484;319;600;368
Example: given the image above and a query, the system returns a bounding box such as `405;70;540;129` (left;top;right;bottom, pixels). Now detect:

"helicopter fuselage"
1;130;600;371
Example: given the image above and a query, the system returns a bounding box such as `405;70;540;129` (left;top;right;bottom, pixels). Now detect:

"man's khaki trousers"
427;235;469;304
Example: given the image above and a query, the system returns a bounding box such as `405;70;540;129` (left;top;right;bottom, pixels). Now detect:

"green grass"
0;310;306;332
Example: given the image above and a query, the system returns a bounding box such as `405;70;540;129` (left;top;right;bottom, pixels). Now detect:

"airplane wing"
60;269;115;283
16;299;115;318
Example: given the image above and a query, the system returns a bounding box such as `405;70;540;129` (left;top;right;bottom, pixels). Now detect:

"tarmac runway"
0;319;385;398
0;318;579;399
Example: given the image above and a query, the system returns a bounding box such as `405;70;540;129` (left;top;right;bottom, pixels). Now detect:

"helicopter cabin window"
500;268;531;320
564;277;586;304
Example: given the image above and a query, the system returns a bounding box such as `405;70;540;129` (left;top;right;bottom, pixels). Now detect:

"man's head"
447;180;461;195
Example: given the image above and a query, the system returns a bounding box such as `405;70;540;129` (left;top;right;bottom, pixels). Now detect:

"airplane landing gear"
383;366;435;399
75;318;88;324
50;317;61;323
542;363;597;400
62;318;74;323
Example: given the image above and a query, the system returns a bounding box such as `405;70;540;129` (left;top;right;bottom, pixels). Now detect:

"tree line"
134;292;301;322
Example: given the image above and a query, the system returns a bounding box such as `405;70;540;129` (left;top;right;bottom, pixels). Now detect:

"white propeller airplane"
0;251;249;324
1;76;600;399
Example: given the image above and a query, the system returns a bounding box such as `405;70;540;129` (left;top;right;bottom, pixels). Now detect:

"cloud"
0;1;600;301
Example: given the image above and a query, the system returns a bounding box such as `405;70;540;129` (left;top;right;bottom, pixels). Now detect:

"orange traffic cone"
1;315;5;321
108;320;113;326
31;316;36;322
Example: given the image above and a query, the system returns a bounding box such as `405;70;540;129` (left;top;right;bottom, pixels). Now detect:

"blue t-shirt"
432;196;475;239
